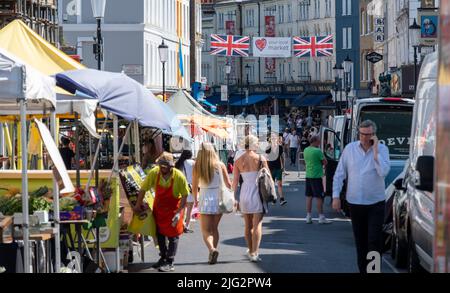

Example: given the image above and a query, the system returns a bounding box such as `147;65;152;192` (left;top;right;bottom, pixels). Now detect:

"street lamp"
158;40;169;101
225;61;231;114
409;18;421;94
245;64;250;108
343;55;353;110
333;63;344;115
91;0;106;70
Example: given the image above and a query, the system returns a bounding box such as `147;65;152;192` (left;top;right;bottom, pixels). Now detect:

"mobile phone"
370;139;374;146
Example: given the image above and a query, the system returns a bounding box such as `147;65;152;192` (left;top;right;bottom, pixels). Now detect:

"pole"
113;115;120;272
227;72;230;114
413;46;418;95
162;62;165;101
75;112;80;188
97;18;102;71
50;111;61;273
19;100;31;273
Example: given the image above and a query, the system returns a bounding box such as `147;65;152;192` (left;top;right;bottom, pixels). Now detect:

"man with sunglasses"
332;120;390;273
135;152;190;272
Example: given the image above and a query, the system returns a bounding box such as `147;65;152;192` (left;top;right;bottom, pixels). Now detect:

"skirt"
198;187;221;215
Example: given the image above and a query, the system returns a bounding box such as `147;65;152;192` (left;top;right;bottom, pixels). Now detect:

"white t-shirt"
296;119;303;128
287;134;300;148
183;159;195;184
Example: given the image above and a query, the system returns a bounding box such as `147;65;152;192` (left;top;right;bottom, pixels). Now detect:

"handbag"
218;167;235;214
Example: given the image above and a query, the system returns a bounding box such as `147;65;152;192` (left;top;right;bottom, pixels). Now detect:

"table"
60;220;91;272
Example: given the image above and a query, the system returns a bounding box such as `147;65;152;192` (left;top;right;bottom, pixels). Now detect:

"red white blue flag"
293;35;334;57
210;34;250;57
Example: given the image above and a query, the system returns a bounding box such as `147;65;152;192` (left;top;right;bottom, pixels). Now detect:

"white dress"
239;171;263;214
198;168;221;215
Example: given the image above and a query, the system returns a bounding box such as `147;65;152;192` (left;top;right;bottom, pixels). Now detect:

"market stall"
0;48;74;273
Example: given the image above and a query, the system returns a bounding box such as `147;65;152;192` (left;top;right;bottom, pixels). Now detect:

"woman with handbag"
232;135;269;262
192;142;233;265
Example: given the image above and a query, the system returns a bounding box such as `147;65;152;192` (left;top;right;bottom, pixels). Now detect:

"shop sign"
421;0;435;8
221;85;228;101
122;64;143;76
366;52;383;64
252;84;283;94
374;17;385;43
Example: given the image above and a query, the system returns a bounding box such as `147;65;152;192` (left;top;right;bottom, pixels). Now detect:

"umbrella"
55;69;190;140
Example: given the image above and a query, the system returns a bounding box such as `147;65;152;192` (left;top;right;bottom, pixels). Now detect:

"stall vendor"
134;152;189;272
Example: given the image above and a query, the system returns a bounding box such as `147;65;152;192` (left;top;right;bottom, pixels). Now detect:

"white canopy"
0;48;56;112
168;90;224;119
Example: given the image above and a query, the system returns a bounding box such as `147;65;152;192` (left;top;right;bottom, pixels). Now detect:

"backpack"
257;155;277;212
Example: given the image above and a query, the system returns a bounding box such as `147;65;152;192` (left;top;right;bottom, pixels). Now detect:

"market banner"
226;20;235;35
265;15;276;74
419;9;439;46
252;37;291;58
210;34;250;57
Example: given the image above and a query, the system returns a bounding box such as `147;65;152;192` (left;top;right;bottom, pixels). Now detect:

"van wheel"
408;237;425;273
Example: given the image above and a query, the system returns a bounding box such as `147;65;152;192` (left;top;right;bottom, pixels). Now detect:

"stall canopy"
55;69;190;140
167;90;231;138
0;48;55;110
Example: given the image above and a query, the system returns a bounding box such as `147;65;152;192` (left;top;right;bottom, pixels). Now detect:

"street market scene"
0;0;450;276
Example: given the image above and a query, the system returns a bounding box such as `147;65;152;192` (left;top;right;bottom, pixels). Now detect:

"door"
320;127;342;197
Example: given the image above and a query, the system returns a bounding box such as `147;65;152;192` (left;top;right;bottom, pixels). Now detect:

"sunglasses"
358;132;374;137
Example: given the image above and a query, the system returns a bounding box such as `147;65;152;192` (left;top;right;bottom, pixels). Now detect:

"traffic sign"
366;52;383;64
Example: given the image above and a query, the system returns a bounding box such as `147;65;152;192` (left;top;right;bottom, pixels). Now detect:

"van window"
359;105;413;158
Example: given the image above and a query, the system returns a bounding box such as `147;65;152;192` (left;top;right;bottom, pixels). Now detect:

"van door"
320;127;342;197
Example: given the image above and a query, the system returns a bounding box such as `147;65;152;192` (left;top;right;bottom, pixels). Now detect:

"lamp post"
333;63;344;115
225;61;231;114
245;63;250;108
409;18;421;95
158;40;169;101
343;55;353;111
91;0;106;70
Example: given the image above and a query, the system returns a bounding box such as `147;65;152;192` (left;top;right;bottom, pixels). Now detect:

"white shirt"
296;119;303;128
183;159;195;184
287;134;300;149
332;141;390;205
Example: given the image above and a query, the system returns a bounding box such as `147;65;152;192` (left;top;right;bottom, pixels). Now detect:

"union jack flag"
210;34;250;57
293;35;334;57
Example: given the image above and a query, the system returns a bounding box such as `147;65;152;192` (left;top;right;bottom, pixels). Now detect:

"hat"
156;152;175;167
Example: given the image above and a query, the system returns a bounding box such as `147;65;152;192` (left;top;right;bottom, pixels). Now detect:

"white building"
203;0;336;87
59;0;192;94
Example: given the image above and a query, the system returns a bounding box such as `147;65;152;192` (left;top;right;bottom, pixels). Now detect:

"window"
299;61;310;79
246;9;255;27
342;0;352;16
278;5;284;23
342;27;352;49
218;13;224;29
326;61;332;80
315;60;321;80
287;4;292;22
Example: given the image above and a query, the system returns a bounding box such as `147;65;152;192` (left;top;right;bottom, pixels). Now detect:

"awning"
230;94;269;106
292;94;331;107
274;94;303;100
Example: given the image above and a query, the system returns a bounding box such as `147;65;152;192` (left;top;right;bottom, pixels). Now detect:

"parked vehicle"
391;52;438;273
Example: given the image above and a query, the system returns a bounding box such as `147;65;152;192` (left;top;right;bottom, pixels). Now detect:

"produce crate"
60;206;84;221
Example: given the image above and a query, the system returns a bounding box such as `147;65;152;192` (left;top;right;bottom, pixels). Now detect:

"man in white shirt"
286;129;300;166
332;120;390;273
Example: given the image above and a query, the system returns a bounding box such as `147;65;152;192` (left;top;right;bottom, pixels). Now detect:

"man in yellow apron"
135;152;189;272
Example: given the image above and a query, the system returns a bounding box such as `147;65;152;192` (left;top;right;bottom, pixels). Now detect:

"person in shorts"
265;133;287;206
303;135;331;224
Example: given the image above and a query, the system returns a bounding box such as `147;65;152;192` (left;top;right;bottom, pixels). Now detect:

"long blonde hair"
194;142;219;185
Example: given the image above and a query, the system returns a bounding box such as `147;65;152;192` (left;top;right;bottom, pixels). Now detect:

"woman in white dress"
175;149;195;233
232;135;269;262
192;142;232;264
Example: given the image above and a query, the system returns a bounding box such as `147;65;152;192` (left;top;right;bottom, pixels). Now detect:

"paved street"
128;163;400;273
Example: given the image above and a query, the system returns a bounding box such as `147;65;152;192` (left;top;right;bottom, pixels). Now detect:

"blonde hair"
244;134;259;151
194;142;219;185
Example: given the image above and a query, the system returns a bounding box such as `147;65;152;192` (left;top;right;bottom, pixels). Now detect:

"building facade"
0;0;59;46
59;0;193;95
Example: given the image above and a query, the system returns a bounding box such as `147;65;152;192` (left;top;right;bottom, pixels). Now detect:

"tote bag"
218;167;235;214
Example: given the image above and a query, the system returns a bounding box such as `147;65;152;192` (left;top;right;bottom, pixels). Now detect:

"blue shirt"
332;141;390;205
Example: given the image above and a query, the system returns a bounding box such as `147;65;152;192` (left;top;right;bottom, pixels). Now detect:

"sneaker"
151;258;166;270
208;250;219;265
306;215;313;224
158;263;175;272
318;217;332;224
280;198;287;206
184;227;194;233
249;254;262;262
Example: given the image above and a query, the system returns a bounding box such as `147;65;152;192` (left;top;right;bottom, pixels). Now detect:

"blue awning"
275;94;303;100
204;93;243;105
230;94;269;106
292;94;331;107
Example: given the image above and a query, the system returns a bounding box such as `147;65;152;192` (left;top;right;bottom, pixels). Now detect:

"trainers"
318;217;332;224
158;263;175;272
249;254;262;262
280;198;287;206
183;227;194;233
151;258;166;270
306;215;313;224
